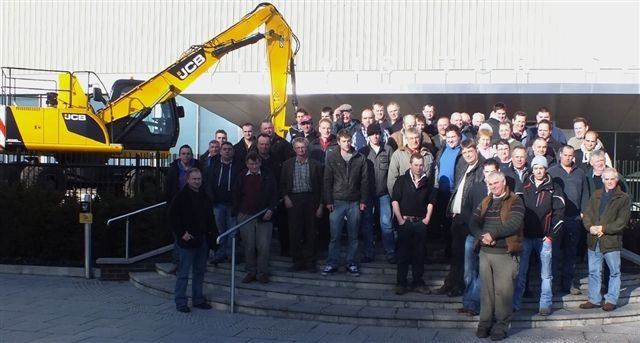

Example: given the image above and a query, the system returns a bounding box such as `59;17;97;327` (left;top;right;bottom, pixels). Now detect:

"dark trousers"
287;193;318;268
396;221;427;287
275;204;290;256
433;190;453;259
442;215;466;291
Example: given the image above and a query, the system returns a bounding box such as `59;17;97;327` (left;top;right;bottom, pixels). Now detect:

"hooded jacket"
519;173;565;239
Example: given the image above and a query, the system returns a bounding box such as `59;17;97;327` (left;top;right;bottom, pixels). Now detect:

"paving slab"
1;272;639;343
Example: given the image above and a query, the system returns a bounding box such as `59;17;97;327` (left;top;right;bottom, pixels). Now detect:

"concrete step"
202;258;640;292
130;270;640;328
156;262;640;309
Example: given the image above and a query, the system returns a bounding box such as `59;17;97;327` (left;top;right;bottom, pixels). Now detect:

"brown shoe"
257;273;269;284
413;285;432;295
579;301;600;309
242;273;256;283
602;303;617;312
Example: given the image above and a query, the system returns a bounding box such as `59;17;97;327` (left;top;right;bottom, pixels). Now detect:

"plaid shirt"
292;158;312;193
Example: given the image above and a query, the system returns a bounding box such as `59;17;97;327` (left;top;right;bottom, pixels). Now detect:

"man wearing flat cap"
331;103;360;136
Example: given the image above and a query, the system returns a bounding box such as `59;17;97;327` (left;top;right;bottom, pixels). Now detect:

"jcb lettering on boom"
169;49;206;80
63;113;87;121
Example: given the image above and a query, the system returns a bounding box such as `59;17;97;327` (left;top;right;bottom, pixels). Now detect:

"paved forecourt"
1;272;640;343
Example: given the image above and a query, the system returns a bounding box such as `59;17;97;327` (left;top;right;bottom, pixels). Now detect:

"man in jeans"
322;129;370;276
169;168;214;313
580;168;631;312
513;156;565;316
206;142;241;265
359;123;396;263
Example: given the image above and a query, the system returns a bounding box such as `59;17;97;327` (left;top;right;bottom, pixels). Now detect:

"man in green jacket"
580;167;631;312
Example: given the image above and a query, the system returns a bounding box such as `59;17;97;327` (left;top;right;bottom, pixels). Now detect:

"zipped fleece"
518;173;565;239
323;148;370;204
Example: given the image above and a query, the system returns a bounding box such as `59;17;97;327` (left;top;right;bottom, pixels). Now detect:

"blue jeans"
361;194;395;259
587;243;621;306
213;204;236;260
553;217;581;290
463;234;480;313
175;240;208;307
327;200;361;267
513;237;553;311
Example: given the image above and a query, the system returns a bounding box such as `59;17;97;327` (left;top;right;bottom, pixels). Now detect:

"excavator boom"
101;2;297;137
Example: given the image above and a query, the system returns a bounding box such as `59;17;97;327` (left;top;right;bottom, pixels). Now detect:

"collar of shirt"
246;170;262;176
411;172;426;185
295;157;308;165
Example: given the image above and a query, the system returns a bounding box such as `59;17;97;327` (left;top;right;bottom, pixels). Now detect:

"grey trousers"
478;250;519;335
239;212;273;275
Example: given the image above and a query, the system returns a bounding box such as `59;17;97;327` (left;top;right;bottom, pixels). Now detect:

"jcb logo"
175;53;206;80
63;113;87;121
169;48;207;80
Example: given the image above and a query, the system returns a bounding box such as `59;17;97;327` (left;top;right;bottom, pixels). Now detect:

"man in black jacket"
205;142;242;265
169;168;215;313
391;153;436;295
359;123;395;263
322;129;370;276
436;139;485;297
513;156;565;316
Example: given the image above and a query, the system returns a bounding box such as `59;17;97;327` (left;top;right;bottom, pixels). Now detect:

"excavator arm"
100;2;298;137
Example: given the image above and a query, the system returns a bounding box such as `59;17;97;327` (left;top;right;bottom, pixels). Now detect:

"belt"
403;216;422;223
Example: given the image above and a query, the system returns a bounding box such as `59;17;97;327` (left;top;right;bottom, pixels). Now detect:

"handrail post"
125;217;130;260
230;235;236;313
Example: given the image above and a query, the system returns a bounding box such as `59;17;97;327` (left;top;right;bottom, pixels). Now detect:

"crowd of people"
164;101;632;341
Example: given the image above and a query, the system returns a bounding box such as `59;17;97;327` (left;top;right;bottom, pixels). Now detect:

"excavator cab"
105;79;183;151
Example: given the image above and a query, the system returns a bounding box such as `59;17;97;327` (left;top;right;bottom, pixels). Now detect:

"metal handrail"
216;207;268;313
106;201;167;259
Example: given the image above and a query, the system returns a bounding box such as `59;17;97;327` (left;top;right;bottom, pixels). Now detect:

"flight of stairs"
130;252;640;328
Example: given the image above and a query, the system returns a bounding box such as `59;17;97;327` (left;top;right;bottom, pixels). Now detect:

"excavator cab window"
105;79;180;151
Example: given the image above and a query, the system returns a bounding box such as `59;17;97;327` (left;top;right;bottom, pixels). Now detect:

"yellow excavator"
0;3;299;195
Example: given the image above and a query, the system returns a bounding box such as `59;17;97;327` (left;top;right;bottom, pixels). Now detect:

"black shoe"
287;264;304;272
361;256;374;263
447;289;463;297
306;265;318;273
433;286;451;295
193;302;212;310
395;285;407;295
208;257;226;266
386;256;397;264
176;305;190;313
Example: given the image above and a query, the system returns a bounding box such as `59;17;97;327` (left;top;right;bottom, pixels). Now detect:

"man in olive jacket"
579;167;631;312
